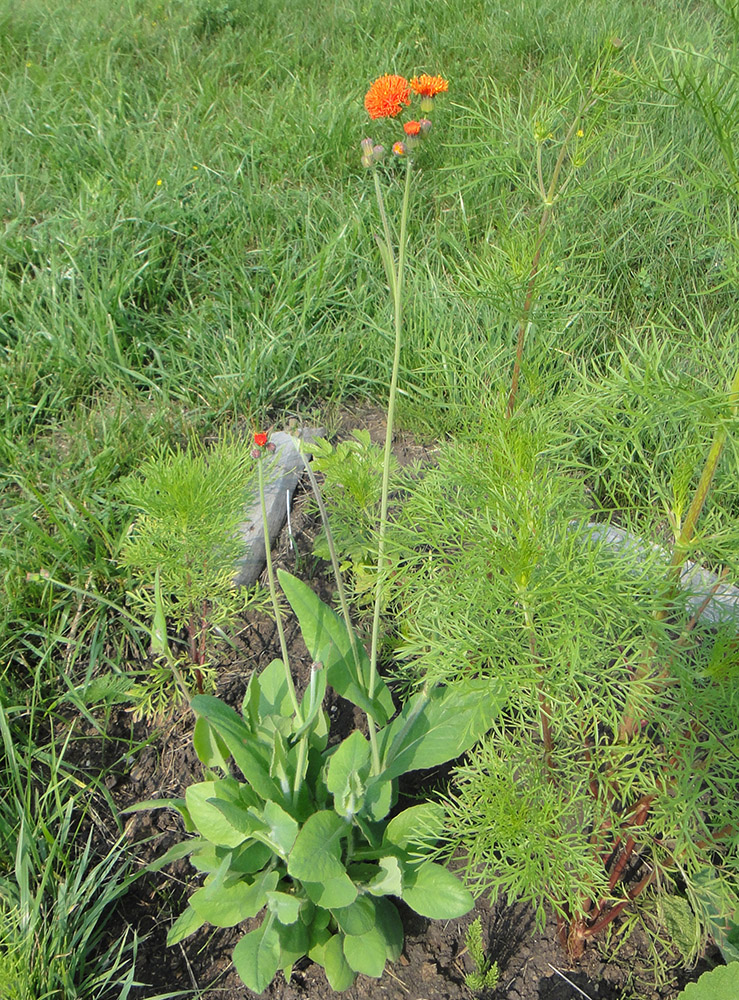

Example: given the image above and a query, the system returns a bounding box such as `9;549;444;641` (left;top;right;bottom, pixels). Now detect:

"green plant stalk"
619;361;739;740
257;454;301;720
506;80;604;419
668;362;739;574
368;156;413;741
300;454;381;772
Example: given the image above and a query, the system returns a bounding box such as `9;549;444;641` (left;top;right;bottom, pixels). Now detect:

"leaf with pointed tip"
267;890;301;925
378;679;504;781
232;919;281;994
277;571;393;724
303;875;357;909
166;905;205;945
191;695;279;802
189;860;278;927
288;811;349;882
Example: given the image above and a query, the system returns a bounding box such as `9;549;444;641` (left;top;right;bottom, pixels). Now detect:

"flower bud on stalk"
403;119;421;152
361;136;375;168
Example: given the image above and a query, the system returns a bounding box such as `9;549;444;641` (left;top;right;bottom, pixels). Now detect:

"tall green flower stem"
257;452;302;721
619;360;739;741
367;157;413;773
300;454;381;772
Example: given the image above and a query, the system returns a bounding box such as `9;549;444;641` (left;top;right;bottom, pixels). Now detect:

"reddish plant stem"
583;868;657;941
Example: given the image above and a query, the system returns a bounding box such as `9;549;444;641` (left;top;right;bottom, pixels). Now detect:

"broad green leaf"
342;923;387;977
326;731;371;798
193;716;230;770
267;890;301;925
254;658;294;722
229;840;274;874
363;775;395;821
185;779;250;848
303;875;358;909
232;919;281;994
189;840;271;875
278;570;393;724
383;803;446;857
190;860;278;927
375;896;404;960
324;735;368;817
402;861;473;919
275;918;309;969
288;811;349;882
366;857;403;897
250;800;299;858
323;934;357;991
377;679;504;781
307;924;332;964
332;894;377;936
677;963;739;1000
191;695;279;802
189;842;222;873
166;904;205;945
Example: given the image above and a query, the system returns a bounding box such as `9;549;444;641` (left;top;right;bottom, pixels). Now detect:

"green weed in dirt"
391;386;739;971
118;431;268;718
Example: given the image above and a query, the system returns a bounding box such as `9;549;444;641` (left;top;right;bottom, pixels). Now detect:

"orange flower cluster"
410;74;448;99
362;72;447;164
364;74;411;120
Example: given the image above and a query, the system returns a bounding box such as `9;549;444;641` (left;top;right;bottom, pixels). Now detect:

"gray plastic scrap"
583;522;739;628
234;428;325;587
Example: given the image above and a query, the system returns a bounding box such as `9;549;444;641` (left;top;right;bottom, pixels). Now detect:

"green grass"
0;0;737;992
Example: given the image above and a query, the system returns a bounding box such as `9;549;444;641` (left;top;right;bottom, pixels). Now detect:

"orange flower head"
410;74;448;99
403;120;421;136
392;141;406;156
365;74;410;119
253;432;268;447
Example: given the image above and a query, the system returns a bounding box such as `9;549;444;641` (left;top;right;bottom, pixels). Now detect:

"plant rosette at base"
129;572;505;993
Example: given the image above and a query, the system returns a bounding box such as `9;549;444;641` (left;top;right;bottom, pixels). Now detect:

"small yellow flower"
156;179;163;186
193;165;199;170
577;129;584;137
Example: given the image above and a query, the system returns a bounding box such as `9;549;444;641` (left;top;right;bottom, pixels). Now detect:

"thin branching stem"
300;453;381;772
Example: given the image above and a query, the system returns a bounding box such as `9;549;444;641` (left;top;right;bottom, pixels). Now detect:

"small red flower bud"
251;447;262;459
418;117;432;135
254;432;268;447
266;441;276;453
392;140;406;156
